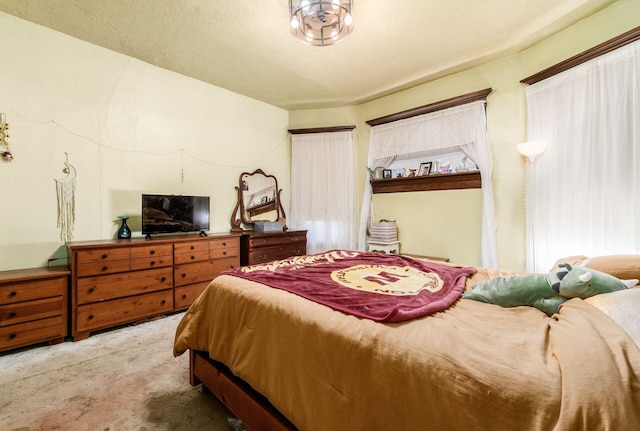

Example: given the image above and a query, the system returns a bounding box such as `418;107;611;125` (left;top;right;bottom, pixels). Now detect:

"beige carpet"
0;312;237;431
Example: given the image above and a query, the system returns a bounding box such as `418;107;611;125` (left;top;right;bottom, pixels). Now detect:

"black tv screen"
142;194;210;236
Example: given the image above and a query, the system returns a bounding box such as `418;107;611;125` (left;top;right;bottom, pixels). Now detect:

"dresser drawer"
76;259;131;277
0;297;63;327
249;245;306;264
0;316;65;351
76;248;131;264
174;256;239;287
174;281;210;309
211;256;240;274
209;237;238;250
210;243;239;259
250;233;307;248
130;244;173;270
130;254;173;270
280;243;306;258
174;250;210;265
130;244;173;259
76;267;173;304
174;260;219;287
76;289;173;333
0;276;66;305
174;241;209;255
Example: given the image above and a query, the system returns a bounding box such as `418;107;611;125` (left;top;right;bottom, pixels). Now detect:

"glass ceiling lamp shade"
289;0;354;46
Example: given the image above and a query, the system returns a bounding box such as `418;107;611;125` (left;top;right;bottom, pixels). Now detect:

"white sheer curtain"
290;131;356;254
358;101;498;268
525;39;640;273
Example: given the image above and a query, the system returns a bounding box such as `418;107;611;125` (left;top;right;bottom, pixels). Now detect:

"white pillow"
585;288;640;347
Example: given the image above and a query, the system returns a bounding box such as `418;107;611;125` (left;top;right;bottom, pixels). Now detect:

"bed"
173;251;640;431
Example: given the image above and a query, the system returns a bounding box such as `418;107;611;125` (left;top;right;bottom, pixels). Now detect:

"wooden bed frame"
189;350;298;431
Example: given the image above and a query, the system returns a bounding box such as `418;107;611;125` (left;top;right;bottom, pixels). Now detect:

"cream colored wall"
0;13;289;271
289;0;640;270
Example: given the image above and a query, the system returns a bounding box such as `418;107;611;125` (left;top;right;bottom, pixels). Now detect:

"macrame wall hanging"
55;153;77;241
0;113;12;162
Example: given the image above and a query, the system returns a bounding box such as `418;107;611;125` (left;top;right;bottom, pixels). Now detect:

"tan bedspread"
174;267;640;431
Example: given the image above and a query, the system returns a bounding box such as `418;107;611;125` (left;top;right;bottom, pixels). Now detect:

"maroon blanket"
224;250;476;322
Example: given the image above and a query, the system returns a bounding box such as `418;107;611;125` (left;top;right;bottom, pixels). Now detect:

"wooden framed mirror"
230;169;286;232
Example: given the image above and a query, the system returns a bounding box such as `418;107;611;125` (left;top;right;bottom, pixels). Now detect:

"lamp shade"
289;0;354;46
517;140;548;163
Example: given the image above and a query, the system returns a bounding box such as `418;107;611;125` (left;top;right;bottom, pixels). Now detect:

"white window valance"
358;100;498;268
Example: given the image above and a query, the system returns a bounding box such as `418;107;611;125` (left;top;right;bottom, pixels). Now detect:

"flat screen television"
142;194;210;238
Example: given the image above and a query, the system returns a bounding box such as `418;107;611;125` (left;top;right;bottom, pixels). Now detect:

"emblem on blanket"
331;264;443;296
225;250;476;322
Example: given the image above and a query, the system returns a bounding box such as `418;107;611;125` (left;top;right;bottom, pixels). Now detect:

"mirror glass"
231;169;286;231
241;172;277;222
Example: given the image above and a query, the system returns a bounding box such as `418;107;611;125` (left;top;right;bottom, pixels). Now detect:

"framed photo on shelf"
382;169;392;179
419;162;433;176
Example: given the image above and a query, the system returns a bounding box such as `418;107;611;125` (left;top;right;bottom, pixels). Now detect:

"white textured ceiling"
0;0;618;110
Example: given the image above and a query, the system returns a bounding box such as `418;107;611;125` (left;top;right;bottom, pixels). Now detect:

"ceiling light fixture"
289;0;354;46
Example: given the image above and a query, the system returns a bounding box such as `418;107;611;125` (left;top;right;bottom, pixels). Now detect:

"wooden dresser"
0;266;69;353
67;233;240;341
240;230;307;266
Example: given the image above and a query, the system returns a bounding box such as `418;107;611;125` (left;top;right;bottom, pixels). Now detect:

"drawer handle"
9;291;17;297
222;242;226;246
259;254;267;260
88;287;95;294
190;245;195;250
9;332;16;339
182;294;187;300
223;251;227;255
88;314;94;320
161;300;166;305
101;253;108;259
150;250;156;255
150;261;156;266
101;265;109;272
190;255;195;260
181;273;186;278
161;277;167;283
9;311;17;318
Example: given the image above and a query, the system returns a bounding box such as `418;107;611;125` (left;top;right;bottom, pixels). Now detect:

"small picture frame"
419;162;433;176
382;169;392;179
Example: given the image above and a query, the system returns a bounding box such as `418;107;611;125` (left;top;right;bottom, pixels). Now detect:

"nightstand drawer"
0;316;65;350
76;267;173;304
0;297;62;326
0;276;66;305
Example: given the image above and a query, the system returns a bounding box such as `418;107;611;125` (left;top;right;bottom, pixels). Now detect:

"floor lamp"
517;140;548;273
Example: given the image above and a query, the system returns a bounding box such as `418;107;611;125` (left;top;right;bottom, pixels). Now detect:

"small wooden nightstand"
0;266;70;353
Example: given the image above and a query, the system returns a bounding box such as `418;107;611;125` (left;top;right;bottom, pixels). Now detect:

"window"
524;37;640;272
289;129;356;254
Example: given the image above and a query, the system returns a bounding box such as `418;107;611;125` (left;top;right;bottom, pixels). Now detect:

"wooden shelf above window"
371;171;481;194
